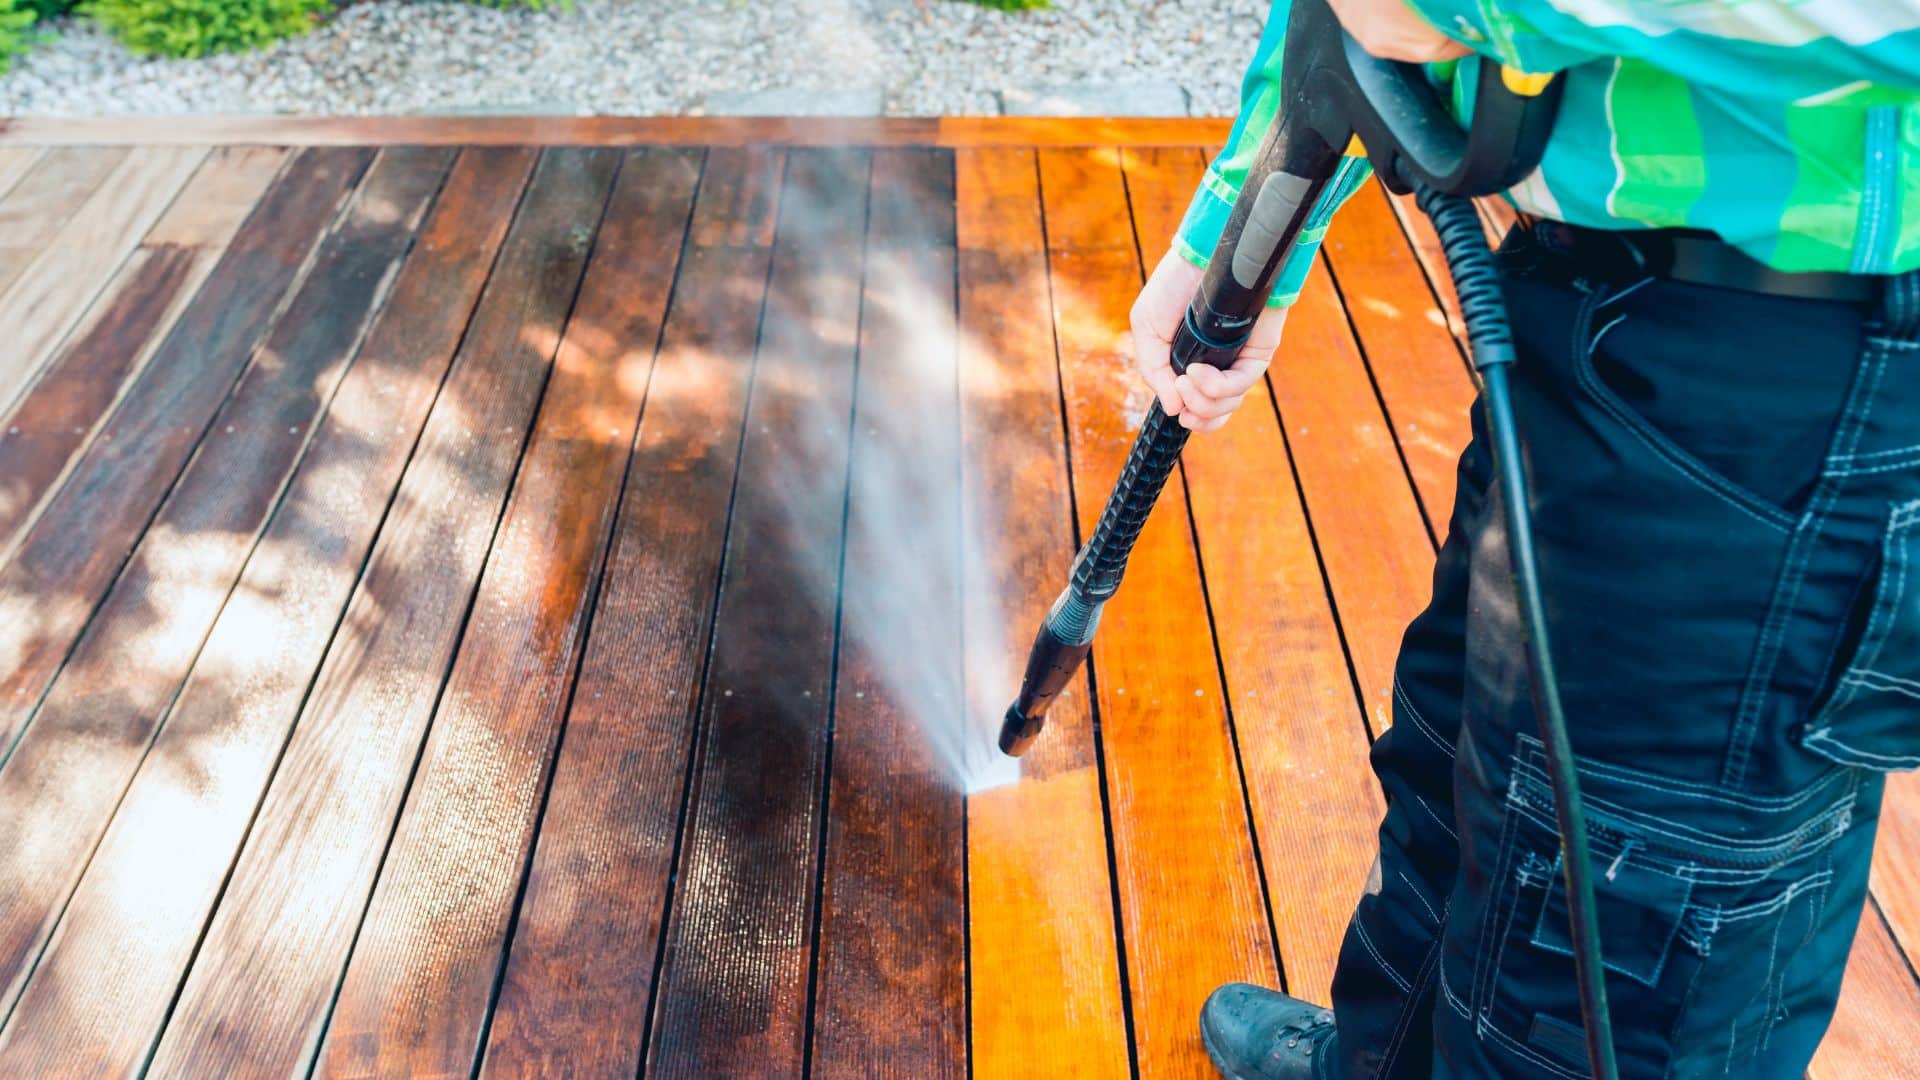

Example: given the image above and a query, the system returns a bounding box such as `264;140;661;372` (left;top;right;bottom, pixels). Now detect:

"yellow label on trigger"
1500;67;1555;97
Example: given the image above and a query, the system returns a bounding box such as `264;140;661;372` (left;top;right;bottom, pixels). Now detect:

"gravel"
0;0;1264;117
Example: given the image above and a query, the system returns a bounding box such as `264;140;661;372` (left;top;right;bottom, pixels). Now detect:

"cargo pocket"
1473;737;1854;1076
1530;848;1692;989
1804;500;1920;771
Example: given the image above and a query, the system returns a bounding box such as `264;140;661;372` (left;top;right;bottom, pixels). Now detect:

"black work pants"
1328;235;1920;1079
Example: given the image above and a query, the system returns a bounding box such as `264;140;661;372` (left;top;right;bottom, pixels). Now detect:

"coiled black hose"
1417;185;1620;1080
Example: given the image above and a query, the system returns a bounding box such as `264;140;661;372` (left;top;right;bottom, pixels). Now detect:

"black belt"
1528;223;1881;305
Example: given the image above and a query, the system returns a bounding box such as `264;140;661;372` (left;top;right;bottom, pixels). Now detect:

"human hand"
1327;0;1471;63
1129;249;1287;434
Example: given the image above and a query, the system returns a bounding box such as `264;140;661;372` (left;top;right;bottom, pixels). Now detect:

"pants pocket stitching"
1840;669;1920;696
1516;734;1848;813
1479;849;1538;1026
1731;338;1893;785
1570;324;1796;534
1802;730;1920;768
1440;959;1473;1020
1829;442;1920;467
1805;499;1920;767
1471;805;1523;1018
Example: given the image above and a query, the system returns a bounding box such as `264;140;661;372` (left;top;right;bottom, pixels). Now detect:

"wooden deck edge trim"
0;116;1235;148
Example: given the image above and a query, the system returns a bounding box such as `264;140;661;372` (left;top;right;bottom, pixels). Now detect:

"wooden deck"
0;122;1913;1077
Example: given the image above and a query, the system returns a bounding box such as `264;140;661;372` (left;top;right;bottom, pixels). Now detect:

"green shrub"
0;0;34;72
86;0;329;57
22;0;74;21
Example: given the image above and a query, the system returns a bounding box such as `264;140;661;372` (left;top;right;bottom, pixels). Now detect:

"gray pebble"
0;0;1258;116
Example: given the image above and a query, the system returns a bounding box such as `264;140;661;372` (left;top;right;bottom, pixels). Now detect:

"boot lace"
1269;1008;1335;1058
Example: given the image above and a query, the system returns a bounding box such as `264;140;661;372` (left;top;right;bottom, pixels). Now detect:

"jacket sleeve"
1171;0;1373;308
1402;0;1920;104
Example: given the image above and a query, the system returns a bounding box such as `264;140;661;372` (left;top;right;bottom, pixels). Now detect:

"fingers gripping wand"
996;3;1622;1077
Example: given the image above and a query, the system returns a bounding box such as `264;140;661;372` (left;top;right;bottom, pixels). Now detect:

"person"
1130;1;1920;1076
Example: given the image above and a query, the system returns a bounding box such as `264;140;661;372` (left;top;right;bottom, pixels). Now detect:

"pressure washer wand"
996;4;1621;1077
996;129;1340;758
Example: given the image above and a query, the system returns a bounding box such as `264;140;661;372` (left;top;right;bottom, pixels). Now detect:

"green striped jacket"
1177;0;1920;306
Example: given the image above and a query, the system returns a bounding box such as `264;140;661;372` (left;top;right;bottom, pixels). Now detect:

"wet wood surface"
0;129;1912;1078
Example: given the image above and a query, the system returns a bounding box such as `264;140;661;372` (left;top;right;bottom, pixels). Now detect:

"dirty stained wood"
0;126;1910;1080
642;146;861;1080
0;147;286;551
0;146;449;1048
0;147;526;1078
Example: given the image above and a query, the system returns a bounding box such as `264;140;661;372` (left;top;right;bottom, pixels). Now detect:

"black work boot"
1200;983;1339;1080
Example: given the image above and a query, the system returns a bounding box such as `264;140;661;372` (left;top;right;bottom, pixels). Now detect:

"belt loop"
1878;270;1920;341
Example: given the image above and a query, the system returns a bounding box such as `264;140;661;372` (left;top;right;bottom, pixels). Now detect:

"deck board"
146;147;574;1077
0;123;1910;1079
811;147;970;1079
0;148;292;551
961;144;1132;1079
1041;145;1279;1078
309;146;636;1079
1122;147;1390;1005
0;148;369;760
642;145;851;1079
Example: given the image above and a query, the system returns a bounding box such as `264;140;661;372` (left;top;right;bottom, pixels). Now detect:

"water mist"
764;180;1020;797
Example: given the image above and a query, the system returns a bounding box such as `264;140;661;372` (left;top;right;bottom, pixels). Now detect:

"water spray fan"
996;4;1622;1077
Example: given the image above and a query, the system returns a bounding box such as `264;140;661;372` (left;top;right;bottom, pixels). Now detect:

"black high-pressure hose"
1418;186;1620;1080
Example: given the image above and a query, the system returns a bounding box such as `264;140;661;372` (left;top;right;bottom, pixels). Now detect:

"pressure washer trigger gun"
998;0;1562;760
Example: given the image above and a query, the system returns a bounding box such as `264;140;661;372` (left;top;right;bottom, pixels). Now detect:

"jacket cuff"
1172;155;1374;308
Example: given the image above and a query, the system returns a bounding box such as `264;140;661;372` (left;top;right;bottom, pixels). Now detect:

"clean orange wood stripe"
1262;255;1435;737
1809;905;1920;1079
1120;145;1386;1006
1040;145;1277;1078
810;147;969;1078
479;149;779;1078
1321;179;1476;531
639;147;865;1079
147;147;609;1077
961;145;1130;1079
0;147;286;552
1869;773;1920;968
0;148;370;761
0;147;525;1075
1382;187;1470;346
1122;146;1207;274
